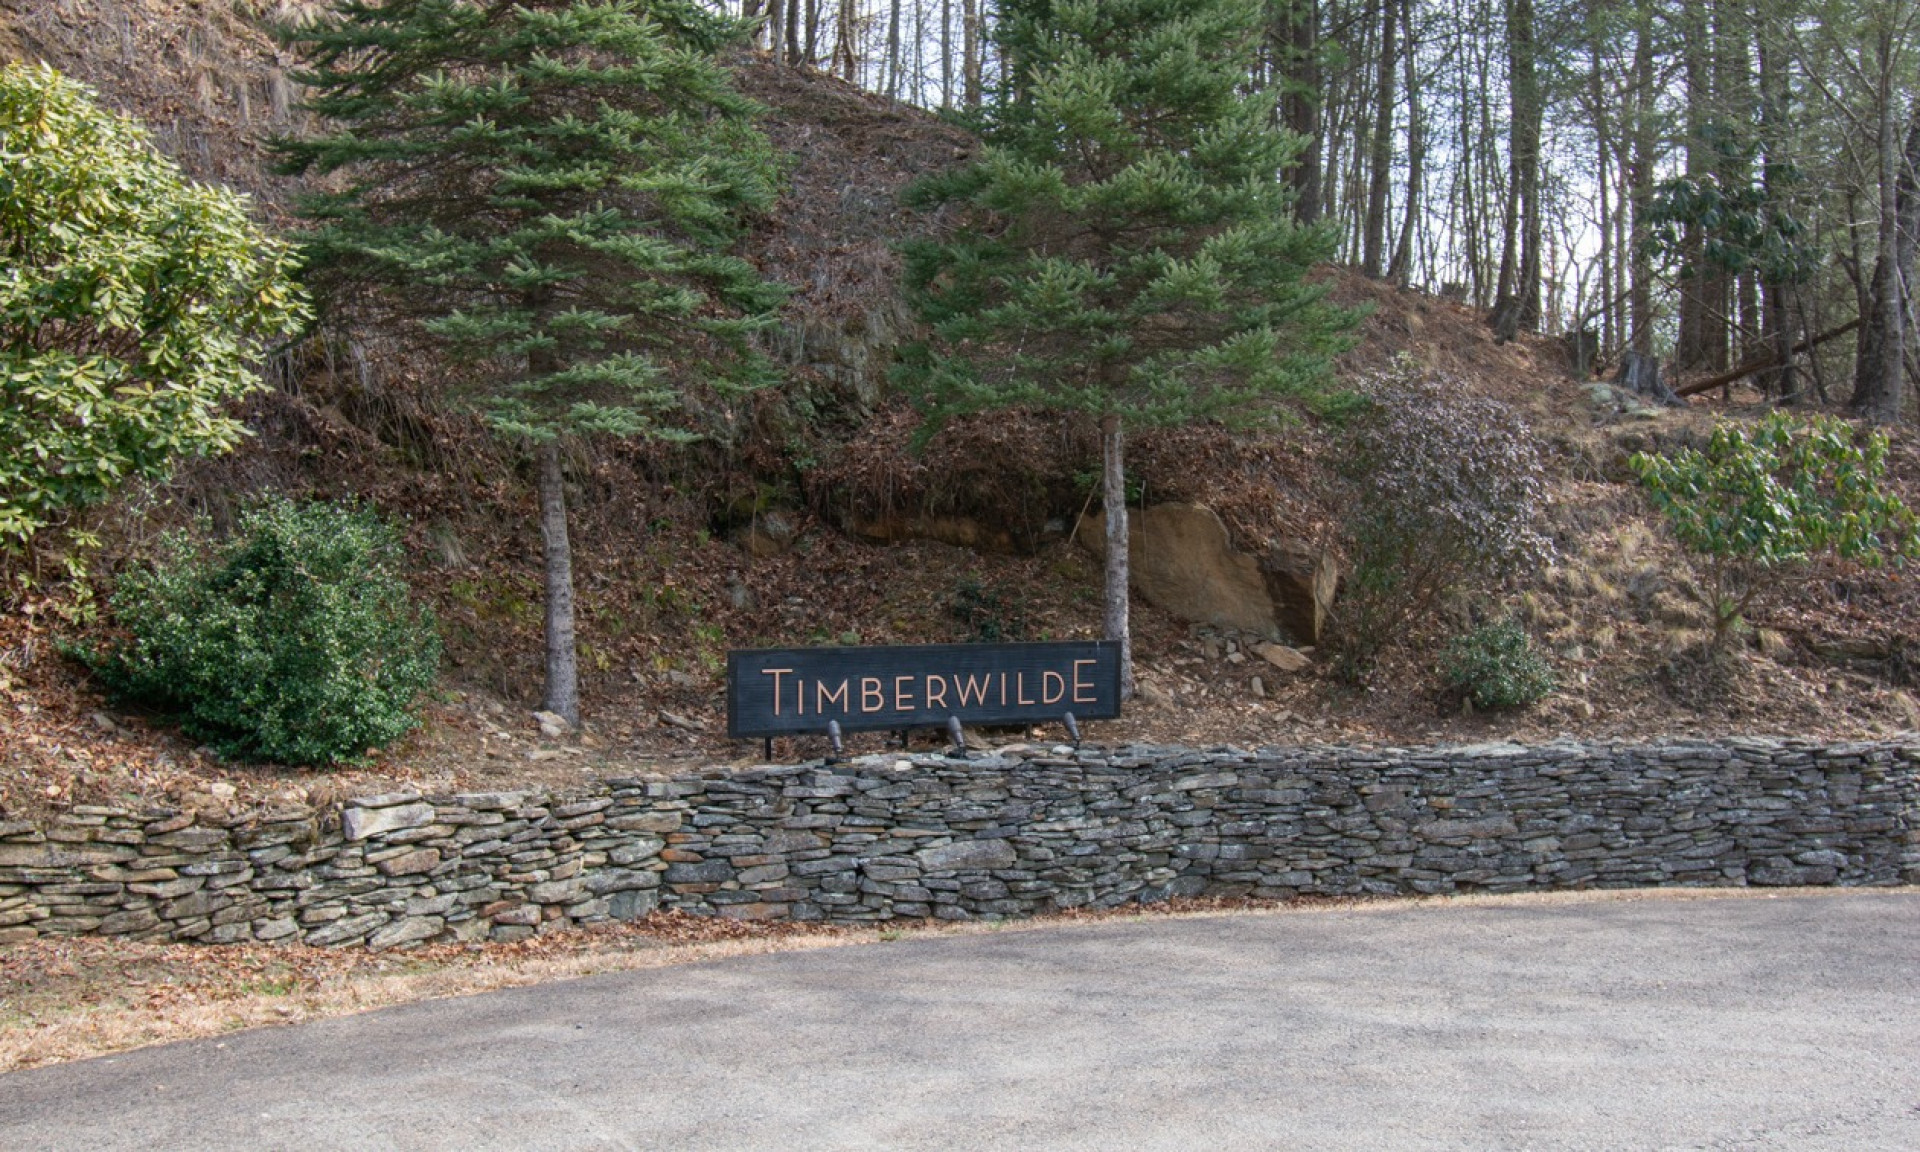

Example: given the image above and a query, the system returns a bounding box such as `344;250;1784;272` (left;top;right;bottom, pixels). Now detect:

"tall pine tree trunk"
538;438;580;725
1510;0;1541;331
1707;3;1745;370
1854;96;1919;423
1274;0;1322;224
1491;0;1539;337
1673;1;1718;371
1101;413;1134;701
1758;20;1797;400
1627;0;1655;356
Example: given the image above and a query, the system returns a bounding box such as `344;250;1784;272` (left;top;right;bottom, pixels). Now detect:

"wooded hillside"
0;0;1916;821
724;0;1920;424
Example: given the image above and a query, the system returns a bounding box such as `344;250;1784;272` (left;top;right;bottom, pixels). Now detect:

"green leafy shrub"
1628;413;1919;648
1328;367;1554;679
0;63;307;553
91;499;439;765
1440;621;1556;710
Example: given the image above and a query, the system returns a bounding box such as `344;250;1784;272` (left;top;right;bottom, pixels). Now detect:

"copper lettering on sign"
957;673;990;706
764;663;1113;716
729;642;1119;739
761;667;794;716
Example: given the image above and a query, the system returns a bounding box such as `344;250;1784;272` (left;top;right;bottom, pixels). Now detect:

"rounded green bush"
92;498;439;765
1439;620;1556;711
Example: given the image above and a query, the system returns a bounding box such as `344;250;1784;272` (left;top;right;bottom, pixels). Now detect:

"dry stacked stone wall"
0;739;1914;948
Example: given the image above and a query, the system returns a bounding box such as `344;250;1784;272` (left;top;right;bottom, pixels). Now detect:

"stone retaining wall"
1;739;1915;948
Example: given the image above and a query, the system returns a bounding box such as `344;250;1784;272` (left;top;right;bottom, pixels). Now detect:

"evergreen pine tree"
898;0;1352;697
276;0;785;724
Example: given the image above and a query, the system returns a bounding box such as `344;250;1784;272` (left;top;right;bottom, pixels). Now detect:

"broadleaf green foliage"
0;63;308;552
275;0;786;442
90;498;440;766
895;0;1354;430
1643;123;1817;286
1628;412;1919;645
1440;620;1556;711
1329;366;1554;679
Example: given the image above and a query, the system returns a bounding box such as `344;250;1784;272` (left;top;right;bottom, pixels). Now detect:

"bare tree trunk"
1490;0;1539;337
1361;0;1398;279
1100;413;1134;701
742;0;764;48
1510;0;1541;331
1274;0;1322;224
1673;1;1729;372
538;438;580;726
1387;0;1422;285
1854;96;1920;423
1900;102;1920;400
962;0;982;107
1455;43;1481;302
912;0;925;103
1627;0;1655;357
941;0;953;107
1758;15;1797;400
1588;26;1616;354
1475;6;1501;308
835;0;858;82
1711;6;1747;369
884;0;902;100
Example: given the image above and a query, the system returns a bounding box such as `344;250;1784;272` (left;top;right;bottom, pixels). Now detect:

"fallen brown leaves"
0;910;864;1073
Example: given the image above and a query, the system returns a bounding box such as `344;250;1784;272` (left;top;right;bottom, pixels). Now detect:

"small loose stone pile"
0;738;1913;948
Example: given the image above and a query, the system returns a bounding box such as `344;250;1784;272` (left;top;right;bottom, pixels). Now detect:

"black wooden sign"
726;641;1122;739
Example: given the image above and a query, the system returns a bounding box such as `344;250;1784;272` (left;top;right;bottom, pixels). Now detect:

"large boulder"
1077;504;1337;644
1077;503;1280;636
1263;538;1339;647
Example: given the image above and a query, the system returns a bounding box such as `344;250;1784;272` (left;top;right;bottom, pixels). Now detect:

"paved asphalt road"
1;891;1916;1150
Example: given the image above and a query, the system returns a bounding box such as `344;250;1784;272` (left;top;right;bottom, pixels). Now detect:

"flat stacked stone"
0;740;1912;948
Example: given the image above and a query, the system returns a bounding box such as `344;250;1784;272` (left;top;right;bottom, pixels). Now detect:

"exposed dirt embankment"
0;0;327;214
